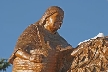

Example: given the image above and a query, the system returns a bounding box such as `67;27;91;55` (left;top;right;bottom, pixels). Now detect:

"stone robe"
8;23;72;72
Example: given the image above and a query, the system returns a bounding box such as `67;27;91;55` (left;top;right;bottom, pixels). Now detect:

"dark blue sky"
0;0;108;71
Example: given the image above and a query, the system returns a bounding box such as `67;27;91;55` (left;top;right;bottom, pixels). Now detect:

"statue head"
39;6;64;34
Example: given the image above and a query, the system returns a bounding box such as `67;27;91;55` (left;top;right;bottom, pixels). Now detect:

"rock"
78;33;104;45
67;37;108;72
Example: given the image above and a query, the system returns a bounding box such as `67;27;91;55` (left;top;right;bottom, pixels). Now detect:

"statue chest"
43;34;60;49
40;29;69;50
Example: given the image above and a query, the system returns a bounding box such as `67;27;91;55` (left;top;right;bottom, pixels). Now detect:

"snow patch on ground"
78;33;104;45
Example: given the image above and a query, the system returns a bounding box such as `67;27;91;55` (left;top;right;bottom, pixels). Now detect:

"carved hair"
39;6;64;25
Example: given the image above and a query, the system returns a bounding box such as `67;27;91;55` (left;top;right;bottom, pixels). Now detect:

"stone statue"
8;6;73;72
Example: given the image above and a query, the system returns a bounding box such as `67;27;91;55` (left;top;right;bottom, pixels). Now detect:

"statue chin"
50;28;58;34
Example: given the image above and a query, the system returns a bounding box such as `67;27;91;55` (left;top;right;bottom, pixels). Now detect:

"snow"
91;33;104;39
78;33;104;45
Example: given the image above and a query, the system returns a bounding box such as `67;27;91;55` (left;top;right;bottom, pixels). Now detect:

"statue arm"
15;49;39;62
8;49;31;64
15;49;30;60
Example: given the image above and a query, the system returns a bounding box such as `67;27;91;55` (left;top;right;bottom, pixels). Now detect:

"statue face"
44;12;63;33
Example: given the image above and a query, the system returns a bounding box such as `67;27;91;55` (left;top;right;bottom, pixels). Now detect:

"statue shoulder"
8;23;40;64
16;23;41;50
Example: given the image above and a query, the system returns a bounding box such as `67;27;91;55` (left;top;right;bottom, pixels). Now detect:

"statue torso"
11;24;71;72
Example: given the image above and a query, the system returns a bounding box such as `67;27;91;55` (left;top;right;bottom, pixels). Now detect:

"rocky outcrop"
67;36;108;72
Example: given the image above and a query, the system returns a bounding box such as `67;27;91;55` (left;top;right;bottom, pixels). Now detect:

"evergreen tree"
0;59;10;71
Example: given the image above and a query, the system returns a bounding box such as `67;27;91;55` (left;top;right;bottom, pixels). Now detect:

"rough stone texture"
68;37;108;72
9;24;72;72
8;6;71;72
8;6;108;72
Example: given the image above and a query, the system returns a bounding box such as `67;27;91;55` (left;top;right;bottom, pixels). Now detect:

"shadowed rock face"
68;37;108;72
